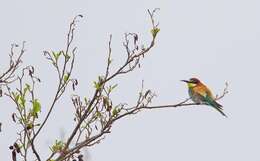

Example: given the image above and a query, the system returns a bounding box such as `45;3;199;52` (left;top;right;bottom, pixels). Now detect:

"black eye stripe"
190;78;198;83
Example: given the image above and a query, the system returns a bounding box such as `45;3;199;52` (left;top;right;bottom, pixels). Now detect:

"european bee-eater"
181;78;227;117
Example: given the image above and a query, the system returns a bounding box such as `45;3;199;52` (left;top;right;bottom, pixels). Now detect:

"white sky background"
0;0;260;160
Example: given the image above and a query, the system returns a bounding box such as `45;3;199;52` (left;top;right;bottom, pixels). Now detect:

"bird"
181;78;227;117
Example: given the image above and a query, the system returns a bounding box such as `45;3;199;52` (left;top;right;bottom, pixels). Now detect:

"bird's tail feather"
213;100;223;108
205;97;227;117
212;106;227;117
211;100;224;110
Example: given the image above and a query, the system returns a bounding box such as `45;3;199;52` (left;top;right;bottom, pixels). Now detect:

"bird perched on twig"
181;78;227;117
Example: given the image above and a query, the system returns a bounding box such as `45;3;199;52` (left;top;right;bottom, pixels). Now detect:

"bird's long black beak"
181;80;189;83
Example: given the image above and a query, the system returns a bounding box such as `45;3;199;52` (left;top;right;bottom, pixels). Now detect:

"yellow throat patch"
187;82;196;88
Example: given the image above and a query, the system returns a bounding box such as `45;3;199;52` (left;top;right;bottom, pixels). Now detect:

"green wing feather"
203;95;227;117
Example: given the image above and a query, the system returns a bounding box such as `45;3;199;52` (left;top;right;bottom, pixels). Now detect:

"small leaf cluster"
50;140;65;153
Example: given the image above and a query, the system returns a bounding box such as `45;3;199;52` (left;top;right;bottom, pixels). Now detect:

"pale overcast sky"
0;0;260;161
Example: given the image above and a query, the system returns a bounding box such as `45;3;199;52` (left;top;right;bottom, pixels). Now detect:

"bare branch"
29;14;83;161
0;42;25;85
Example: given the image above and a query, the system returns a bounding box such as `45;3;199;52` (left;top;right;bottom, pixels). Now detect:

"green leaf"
52;51;62;61
150;27;160;37
93;81;101;90
64;54;71;61
63;73;70;83
25;83;31;91
18;96;26;108
23;83;30;95
51;140;65;153
32;99;41;116
112;108;120;117
84;97;88;105
12;92;20;102
26;123;33;130
111;84;118;91
108;84;118;93
108;58;113;64
96;111;102;118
